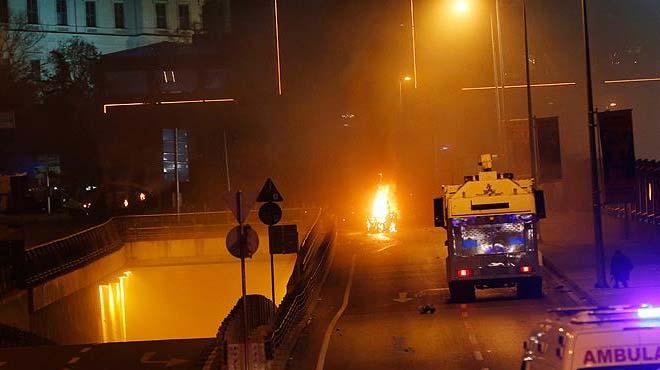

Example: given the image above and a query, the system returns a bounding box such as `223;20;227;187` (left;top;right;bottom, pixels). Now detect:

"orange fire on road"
367;184;398;233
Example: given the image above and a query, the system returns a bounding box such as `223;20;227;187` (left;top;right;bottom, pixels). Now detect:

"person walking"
610;250;633;288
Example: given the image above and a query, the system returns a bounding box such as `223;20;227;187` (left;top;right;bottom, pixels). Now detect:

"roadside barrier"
605;159;660;227
0;208;317;290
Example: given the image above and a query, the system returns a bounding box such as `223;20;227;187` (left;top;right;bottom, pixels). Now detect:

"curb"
542;254;599;306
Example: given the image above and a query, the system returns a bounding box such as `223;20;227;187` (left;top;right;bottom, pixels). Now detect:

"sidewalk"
542;226;660;307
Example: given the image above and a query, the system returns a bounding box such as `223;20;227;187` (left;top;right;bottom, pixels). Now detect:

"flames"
367;184;398;233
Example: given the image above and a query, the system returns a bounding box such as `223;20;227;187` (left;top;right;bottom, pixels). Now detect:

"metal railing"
2;208;318;289
606;159;660;226
268;212;335;368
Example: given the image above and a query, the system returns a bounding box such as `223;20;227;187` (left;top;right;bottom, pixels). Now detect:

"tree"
44;37;100;98
41;38;101;195
0;14;44;106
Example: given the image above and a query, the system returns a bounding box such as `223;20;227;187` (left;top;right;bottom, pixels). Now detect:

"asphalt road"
0;338;213;370
287;226;579;370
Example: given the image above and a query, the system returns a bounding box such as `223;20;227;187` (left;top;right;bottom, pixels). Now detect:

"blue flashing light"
508;236;525;246
462;239;478;248
637;307;660;319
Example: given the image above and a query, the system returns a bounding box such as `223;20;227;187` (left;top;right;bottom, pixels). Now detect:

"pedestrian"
610;250;633;288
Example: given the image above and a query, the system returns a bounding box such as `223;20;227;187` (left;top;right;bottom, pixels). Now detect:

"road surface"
0;338;213;370
287;226;579;370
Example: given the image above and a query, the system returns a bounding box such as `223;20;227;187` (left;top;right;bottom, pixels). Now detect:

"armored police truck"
433;154;546;302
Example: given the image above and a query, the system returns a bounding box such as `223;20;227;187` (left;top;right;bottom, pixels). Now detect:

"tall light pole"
580;0;608;288
522;0;536;180
451;0;507;164
409;0;418;88
273;0;283;95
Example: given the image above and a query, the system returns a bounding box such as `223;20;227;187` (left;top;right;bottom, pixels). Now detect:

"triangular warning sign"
223;191;257;223
257;178;284;202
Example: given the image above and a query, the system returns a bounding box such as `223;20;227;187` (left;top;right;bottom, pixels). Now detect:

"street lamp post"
522;0;537;180
580;0;608;288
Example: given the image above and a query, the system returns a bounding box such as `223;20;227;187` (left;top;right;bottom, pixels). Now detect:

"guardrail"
605;159;660;226
269;212;335;369
0;208;318;290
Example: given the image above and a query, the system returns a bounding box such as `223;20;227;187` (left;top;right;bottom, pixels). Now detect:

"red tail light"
457;269;472;278
520;266;532;273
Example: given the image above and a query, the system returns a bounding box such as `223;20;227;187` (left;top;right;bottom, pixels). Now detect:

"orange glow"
367;184;398;233
453;0;470;14
403;76;413;81
139;192;146;201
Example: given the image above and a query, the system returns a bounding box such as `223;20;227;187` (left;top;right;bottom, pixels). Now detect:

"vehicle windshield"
452;215;533;256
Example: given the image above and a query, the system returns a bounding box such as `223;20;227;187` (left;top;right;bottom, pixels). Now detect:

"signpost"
223;190;257;370
256;178;290;307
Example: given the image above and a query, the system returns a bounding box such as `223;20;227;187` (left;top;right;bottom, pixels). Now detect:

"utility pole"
580;0;608;288
224;130;232;192
522;0;537;180
174;128;181;214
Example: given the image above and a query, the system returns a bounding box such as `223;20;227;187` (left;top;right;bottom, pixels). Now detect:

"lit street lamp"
399;75;413;108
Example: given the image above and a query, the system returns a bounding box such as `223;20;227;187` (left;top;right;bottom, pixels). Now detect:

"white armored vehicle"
433;154;546;301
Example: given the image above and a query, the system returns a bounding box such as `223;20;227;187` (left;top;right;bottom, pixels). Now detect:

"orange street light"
453;0;470;15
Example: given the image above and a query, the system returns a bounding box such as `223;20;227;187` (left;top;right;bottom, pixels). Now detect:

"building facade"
1;0;202;64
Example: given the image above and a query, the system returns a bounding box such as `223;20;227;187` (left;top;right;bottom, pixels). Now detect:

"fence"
606;159;660;226
0;208;318;292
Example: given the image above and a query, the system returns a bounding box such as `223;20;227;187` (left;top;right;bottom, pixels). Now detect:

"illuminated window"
162;129;189;182
27;0;38;24
155;3;167;29
1;0;9;23
85;1;96;27
178;4;189;30
56;0;67;25
114;2;124;28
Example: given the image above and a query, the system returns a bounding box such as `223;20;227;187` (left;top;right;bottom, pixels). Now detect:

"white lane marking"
468;334;478;345
474;351;484;361
316;254;357;370
463;321;473;330
67;357;80;364
461;311;469;318
80;347;92;353
393;292;414;303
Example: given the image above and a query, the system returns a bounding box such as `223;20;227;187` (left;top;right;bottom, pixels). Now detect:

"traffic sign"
223;191;256;224
258;202;282;226
268;224;298;254
257;178;284;202
226;225;259;258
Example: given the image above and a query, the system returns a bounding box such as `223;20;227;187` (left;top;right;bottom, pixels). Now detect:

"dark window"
155;3;166;28
85;1;95;27
0;0;9;23
162;129;190;182
114;2;124;28
30;60;41;81
56;0;67;25
27;0;38;24
178;4;189;30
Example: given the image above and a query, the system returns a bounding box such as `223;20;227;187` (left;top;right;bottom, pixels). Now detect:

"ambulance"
521;305;660;370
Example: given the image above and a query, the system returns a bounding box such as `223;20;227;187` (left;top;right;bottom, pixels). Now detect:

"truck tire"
449;281;476;302
517;277;543;299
